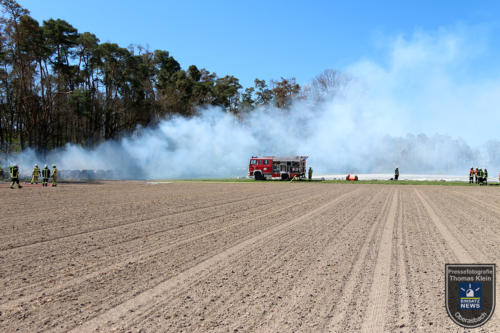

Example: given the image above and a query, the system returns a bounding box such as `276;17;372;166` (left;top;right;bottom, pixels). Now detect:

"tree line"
0;0;345;154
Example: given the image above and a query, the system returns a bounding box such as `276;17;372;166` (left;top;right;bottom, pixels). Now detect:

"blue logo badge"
459;282;481;310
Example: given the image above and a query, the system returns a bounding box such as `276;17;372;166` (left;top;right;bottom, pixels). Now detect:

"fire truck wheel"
254;171;265;180
281;173;289;181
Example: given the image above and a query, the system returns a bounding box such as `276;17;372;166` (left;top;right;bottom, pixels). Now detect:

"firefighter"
394;167;399;181
10;164;22;189
469;167;474;184
475;167;479;184
0;164;4;179
31;164;41;184
308;166;313;181
51;164;58;187
484;168;488;185
42;164;50;187
478;168;484;184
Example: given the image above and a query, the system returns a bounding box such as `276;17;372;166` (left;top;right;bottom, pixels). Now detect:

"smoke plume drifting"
6;27;500;179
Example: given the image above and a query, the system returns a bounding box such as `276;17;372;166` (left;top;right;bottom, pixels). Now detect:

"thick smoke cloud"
5;27;500;179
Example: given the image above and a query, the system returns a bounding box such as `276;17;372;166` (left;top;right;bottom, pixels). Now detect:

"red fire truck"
248;156;308;180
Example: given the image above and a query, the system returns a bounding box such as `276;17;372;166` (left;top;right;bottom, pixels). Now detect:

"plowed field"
0;182;499;332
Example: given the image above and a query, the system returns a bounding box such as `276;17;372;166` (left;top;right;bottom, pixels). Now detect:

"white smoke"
5;26;500;179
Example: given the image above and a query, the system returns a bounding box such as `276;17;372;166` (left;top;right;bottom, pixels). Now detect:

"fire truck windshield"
250;160;257;165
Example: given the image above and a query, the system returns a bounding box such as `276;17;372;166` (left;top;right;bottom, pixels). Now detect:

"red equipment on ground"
346;174;358;181
248;156;308;180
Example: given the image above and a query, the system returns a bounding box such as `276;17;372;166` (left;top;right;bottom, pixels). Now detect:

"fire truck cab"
248;156;308;180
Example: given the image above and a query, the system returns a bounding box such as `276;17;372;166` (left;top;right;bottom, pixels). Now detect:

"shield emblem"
445;264;496;328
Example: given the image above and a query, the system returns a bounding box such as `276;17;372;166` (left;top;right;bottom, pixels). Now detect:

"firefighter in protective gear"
469;167;474;184
42;164;50;187
31;164;41;184
478;168;484;184
484;168;488;185
0;165;4;179
10;164;22;189
394;167;399;181
51;164;58;187
308;166;313;180
475;167;479;184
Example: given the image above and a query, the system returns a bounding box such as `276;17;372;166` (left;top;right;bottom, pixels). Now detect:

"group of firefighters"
0;164;58;189
468;167;489;184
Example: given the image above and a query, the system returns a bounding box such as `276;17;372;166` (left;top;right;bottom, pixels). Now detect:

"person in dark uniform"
394;167;399;181
308;166;313;180
42;164;50;187
10;164;22;189
469;167;474;184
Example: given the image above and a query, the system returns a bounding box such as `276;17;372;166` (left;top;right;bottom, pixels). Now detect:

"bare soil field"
0;181;499;332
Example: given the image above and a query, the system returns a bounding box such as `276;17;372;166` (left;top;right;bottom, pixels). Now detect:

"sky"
15;0;500;87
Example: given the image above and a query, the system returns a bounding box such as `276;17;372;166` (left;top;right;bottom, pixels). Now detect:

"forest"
0;0;345;154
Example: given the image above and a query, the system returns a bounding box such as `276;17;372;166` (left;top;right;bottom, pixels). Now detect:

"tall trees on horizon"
0;0;343;155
